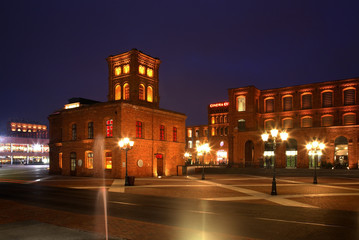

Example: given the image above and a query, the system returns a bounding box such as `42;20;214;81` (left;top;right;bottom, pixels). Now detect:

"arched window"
123;83;130;100
236;96;246;112
321;90;333;108
343;113;356;125
301;116;312;128
139;84;145;100
264;119;275;130
282;95;293;111
321;115;334;127
147;86;153;102
343;87;356;106
115;85;121;100
301;93;312;109
265;97;275;113
282;118;293;129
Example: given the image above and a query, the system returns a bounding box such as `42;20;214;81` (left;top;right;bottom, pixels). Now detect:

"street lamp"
261;129;288;195
306;140;325;184
118;137;134;186
197;143;210;180
184;152;190;165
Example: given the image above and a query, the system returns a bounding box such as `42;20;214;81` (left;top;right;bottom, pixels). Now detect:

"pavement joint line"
197;178;317;208
109;200;138;206
256;217;343;228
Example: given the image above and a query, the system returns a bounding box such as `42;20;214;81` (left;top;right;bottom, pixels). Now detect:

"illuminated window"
236;96;246;112
105;152;112;169
123;64;130;74
344;88;355;106
195;129;199;137
72;124;77;140
139;84;145;100
343;113;356;125
321;115;334;127
136;121;143;138
264;119;275;130
115;85;121;100
70;152;76;172
147;68;153;77
139;65;145;75
187;129;192;137
282;118;293;129
160;125;165;140
211;127;215;136
59;153;62;169
196;140;200;147
265;98;274;113
114;66;121;76
282;96;292;111
86;151;94;169
123;83;130;100
322;91;333;108
147;86;153;102
106;119;113;138
211;117;215;124
88;122;94;139
188;140;193;148
301;116;312;128
160;125;165;141
301;93;312;109
173;127;177;142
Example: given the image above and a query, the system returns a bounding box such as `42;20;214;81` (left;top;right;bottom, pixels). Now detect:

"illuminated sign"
155;153;163;158
65;102;80;109
209;102;229;108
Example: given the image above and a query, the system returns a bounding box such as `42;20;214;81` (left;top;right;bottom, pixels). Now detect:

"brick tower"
106;49;161;108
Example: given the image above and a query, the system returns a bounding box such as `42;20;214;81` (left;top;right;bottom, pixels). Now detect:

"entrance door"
70;152;76;176
157;157;163;176
245;140;254;167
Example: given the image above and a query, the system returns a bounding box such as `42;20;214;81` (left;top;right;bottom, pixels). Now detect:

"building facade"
0;122;49;164
49;49;186;178
229;78;359;169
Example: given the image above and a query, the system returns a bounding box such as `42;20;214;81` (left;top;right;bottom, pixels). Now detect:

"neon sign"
209;102;229;108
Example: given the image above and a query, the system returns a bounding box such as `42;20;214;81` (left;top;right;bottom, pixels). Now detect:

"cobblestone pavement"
1;169;359;239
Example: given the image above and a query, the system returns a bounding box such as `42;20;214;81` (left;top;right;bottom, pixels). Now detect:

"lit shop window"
114;66;121;76
123;64;130;74
139;84;145;100
147;86;153;102
70;152;76;172
86;151;94;169
147;68;153;77
115;85;121;100
106;119;113;138
105;152;112;169
123;83;130;100
236;96;246;112
139;65;145;75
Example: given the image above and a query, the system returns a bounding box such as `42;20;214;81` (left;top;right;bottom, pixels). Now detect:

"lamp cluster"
118;137;134;150
306;141;325;155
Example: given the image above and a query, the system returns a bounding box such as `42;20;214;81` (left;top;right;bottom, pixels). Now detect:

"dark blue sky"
1;0;359;132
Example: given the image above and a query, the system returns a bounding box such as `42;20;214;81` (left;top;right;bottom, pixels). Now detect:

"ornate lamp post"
118;137;134;186
197;143;210;180
306;140;325;184
261;129;288;195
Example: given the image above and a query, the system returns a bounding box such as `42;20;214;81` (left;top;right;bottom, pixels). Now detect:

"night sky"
1;0;359;133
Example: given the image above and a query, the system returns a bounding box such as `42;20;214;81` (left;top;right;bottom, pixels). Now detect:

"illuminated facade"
186;101;229;165
49;49;186;178
228;78;359;169
8;121;48;139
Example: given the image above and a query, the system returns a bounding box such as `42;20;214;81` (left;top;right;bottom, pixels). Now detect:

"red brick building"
49;49;186;178
229;78;359;169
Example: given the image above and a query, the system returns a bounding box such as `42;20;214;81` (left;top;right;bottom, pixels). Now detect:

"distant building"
186;78;359;169
49;49;186;178
0;121;49;165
